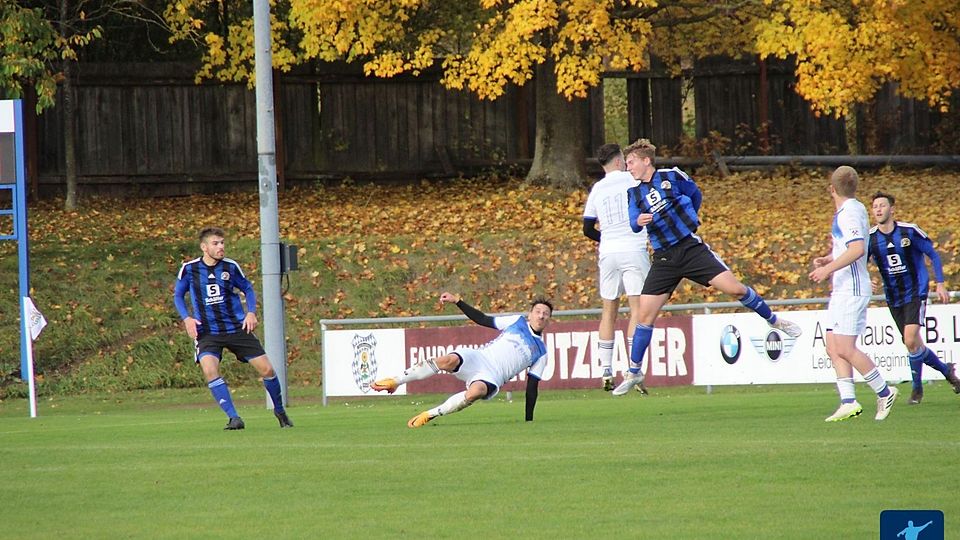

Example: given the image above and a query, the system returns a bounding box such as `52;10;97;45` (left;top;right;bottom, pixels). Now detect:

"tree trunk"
525;59;588;188
62;58;77;210
61;0;78;210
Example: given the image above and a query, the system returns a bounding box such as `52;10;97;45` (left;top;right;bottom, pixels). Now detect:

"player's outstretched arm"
525;375;540;421
441;292;497;328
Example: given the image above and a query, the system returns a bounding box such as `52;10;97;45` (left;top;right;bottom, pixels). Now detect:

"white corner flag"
24;296;47;340
22;296;46;418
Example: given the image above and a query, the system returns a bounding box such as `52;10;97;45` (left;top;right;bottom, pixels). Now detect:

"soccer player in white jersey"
809;166;898;421
371;292;552;428
583;143;650;391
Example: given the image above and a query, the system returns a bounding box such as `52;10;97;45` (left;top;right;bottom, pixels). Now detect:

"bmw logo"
765;331;783;361
720;325;741;364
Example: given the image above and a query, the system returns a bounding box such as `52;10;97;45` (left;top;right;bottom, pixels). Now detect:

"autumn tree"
756;0;960;117
167;0;960;185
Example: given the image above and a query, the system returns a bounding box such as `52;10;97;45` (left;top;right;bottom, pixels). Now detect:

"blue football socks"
909;349;925;390
921;347;950;375
263;376;285;413
630;324;653;374
208;377;239;418
739;287;775;323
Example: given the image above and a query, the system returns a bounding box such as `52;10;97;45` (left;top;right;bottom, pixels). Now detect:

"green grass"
1;384;957;538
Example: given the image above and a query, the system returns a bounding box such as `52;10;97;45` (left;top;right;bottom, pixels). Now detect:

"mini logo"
720;325;741;364
208;273;216;279
879;510;943;540
901;237;911;247
750;330;797;362
221;271;230;280
887;242;895;248
351;334;378;393
660;180;671;190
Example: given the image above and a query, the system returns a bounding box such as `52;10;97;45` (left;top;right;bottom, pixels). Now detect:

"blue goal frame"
1;99;31;382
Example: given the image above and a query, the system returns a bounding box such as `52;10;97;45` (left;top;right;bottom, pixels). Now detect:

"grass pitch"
1;383;957;539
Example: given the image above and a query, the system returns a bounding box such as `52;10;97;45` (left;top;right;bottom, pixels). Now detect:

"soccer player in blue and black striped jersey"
174;227;293;430
611;139;801;395
868;192;960;404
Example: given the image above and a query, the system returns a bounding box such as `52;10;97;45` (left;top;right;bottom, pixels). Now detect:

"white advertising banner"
0;100;14;133
322;328;407;396
693;304;960;386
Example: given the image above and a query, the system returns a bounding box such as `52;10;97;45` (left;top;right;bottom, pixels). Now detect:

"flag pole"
21;297;37;418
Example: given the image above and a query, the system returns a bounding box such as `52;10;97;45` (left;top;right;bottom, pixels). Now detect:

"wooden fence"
25;58;957;197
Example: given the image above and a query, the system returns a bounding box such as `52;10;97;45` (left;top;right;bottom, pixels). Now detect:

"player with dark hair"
174;227;293;430
583;143;649;391
810;167;898;421
868;191;960;404
371;292;553;428
612;139;801;395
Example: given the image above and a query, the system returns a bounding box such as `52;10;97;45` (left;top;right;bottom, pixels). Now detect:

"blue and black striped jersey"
868;222;944;307
173;257;257;335
627;167;703;252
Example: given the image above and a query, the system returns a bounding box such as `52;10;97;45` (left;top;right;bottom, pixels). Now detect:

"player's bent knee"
248;355;275;378
434;353;461;372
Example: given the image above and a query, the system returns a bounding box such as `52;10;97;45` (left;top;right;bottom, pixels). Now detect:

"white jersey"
831;198;871;297
583;170;648;255
470;315;548;386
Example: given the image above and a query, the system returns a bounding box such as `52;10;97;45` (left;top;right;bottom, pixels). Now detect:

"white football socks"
428;391;474;417
598;339;614;373
836;377;856;402
395;358;440;385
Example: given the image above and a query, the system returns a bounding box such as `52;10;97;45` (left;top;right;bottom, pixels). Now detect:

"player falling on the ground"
810;167;898;421
611;139;802;396
583;143;651;392
867;191;960;404
174;227;293;430
371;292;552;428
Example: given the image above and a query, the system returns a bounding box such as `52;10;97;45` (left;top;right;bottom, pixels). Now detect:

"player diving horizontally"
371;292;552;428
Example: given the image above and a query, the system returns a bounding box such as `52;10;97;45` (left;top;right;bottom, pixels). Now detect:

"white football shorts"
598;251;651;300
826;294;870;336
450;348;503;400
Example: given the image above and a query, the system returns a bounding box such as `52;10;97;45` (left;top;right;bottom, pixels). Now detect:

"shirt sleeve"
583;188;598;218
914;229;945;283
838;209;865;246
672;169;702;213
492;314;523;331
230;262;258;313
527;353;548;380
173;265;191;320
627;186;643;233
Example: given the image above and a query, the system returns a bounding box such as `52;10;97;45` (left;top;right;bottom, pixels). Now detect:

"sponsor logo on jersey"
351;334;378;393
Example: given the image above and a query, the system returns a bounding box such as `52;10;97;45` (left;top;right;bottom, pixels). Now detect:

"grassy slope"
0;170;958;398
0;384;958;538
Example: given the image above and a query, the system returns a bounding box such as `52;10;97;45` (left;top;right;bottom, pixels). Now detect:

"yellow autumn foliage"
164;0;960;111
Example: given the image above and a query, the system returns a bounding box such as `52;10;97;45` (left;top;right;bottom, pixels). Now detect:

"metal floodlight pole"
252;0;287;407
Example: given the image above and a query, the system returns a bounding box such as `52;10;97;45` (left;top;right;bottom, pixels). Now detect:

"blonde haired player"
810;166;898;421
